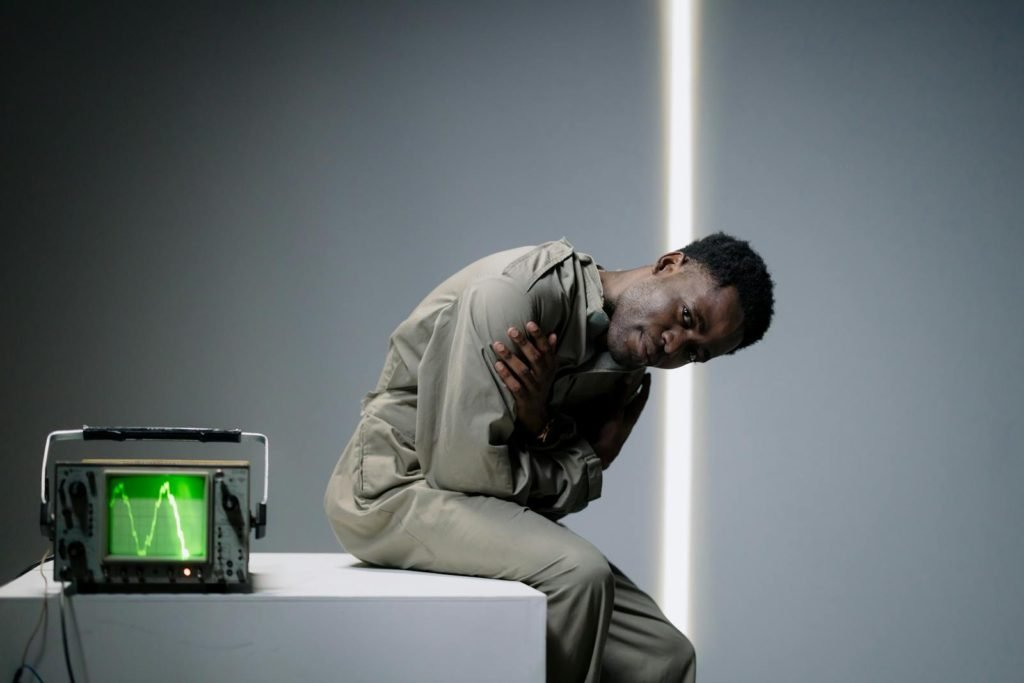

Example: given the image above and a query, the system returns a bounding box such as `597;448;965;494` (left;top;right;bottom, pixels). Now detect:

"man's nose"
662;328;687;355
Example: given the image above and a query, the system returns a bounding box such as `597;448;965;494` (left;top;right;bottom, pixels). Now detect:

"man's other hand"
588;373;652;469
492;322;559;435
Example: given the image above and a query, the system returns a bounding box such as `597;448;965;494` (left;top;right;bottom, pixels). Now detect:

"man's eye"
682;306;693;327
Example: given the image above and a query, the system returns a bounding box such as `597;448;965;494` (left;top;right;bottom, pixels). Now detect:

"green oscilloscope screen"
106;473;209;561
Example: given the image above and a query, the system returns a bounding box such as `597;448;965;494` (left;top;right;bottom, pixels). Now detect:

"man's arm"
578;373;652;469
414;275;604;514
491;321;559;436
494;330;653;469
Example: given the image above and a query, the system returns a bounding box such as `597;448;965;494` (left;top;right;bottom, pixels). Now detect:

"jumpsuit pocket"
357;414;421;499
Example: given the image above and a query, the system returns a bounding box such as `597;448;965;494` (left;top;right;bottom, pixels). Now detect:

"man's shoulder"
501;238;592;292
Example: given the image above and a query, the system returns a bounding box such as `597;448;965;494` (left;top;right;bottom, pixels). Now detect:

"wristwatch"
530;414;574;448
535;418;557;445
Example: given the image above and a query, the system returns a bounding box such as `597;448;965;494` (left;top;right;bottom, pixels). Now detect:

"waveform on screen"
109;480;191;559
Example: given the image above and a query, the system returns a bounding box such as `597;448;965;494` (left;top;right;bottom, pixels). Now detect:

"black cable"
17;549;50;682
59;586;76;683
11;664;45;683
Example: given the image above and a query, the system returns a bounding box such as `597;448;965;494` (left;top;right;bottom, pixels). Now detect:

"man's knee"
661;630;696;682
545;542;614;599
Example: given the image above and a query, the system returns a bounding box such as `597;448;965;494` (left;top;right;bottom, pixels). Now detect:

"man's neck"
599;266;648;315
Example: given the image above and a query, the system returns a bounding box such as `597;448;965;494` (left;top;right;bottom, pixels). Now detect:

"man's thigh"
390;487;606;583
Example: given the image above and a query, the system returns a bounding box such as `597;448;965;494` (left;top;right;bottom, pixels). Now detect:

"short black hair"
679;232;775;351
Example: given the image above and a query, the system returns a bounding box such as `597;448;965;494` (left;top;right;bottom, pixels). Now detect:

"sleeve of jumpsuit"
414;275;603;515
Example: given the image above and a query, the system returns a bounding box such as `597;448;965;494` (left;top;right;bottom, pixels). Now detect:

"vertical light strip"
659;0;696;632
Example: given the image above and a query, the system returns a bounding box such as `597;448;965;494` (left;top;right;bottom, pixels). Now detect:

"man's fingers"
492;341;536;388
494;361;523;394
520;322;558;357
508;326;542;364
524;321;557;355
495;324;557;393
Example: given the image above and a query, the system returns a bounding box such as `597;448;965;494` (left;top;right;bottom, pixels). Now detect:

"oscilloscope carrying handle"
39;426;270;539
83;426;244;442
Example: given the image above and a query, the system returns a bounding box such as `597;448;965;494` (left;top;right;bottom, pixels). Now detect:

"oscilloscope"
39;427;269;593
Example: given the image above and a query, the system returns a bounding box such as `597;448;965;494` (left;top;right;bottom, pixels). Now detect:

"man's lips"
635;330;662;366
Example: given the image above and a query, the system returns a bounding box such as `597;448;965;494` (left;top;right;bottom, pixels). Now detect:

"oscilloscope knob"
220;481;240;511
69;480;90;532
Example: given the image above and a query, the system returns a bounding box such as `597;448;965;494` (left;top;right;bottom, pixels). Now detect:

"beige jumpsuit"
325;240;695;682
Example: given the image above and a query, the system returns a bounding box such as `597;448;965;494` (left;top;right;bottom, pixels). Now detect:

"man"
325;234;774;682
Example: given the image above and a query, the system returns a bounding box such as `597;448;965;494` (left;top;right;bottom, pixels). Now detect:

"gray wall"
1;0;663;595
8;2;1018;681
693;1;1024;682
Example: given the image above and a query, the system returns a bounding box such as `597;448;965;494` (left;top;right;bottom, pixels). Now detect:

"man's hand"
492;321;558;436
586;373;651;470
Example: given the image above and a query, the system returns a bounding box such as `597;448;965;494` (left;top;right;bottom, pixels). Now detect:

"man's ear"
653;251;687;274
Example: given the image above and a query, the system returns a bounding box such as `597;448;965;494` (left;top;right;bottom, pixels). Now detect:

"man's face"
605;253;745;369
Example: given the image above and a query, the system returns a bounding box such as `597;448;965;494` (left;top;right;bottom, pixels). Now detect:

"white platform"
0;553;545;683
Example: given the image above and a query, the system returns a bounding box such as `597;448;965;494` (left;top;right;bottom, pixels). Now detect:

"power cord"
59;583;77;683
11;549;81;683
12;548;51;683
11;664;44;683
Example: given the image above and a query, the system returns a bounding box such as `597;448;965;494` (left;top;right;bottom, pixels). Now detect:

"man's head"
603;232;774;369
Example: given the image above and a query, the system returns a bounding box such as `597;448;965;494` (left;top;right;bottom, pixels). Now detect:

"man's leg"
372;488;616;683
601;562;696;683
